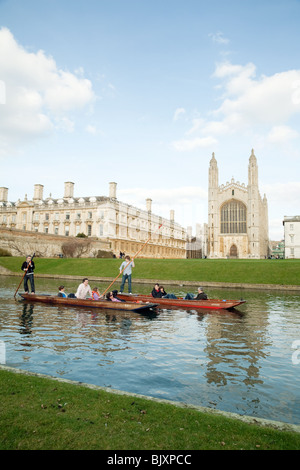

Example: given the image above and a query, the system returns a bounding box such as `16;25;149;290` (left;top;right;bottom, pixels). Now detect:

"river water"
1;275;300;425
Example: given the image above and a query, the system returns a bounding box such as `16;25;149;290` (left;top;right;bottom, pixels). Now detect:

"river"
1;275;300;425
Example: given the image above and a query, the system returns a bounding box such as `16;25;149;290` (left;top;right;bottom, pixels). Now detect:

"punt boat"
19;293;158;313
117;293;246;310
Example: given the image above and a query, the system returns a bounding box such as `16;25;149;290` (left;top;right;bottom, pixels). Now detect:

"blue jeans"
184;293;195;299
24;274;35;293
120;274;132;293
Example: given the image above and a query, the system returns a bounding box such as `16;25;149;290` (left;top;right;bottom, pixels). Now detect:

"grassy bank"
1;257;300;285
1;369;300;450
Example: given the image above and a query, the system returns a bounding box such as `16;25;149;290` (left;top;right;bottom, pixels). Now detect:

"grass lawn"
1;369;300;450
1;257;300;285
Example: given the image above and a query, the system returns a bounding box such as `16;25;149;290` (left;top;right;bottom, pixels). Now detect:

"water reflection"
1;275;300;425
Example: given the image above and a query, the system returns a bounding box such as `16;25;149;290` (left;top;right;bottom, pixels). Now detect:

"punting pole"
101;223;163;297
14;252;36;299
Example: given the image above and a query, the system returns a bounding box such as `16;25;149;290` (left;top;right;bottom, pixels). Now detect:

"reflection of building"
186;224;207;258
208;150;269;259
283;216;300;259
0;182;187;258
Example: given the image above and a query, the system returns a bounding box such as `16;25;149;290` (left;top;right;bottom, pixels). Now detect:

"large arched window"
221;201;247;234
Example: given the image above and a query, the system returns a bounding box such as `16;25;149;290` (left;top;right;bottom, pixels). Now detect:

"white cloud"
267;125;299;144
213;62;300;126
172;60;300;151
209;32;230;45
173;107;186;121
0;27;95;153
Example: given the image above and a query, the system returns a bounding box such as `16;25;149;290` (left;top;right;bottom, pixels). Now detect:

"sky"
1;0;300;240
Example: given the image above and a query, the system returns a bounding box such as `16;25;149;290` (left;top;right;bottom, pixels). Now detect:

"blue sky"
1;0;300;240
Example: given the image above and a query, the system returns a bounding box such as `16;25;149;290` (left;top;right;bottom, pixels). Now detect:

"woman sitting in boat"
160;286;177;299
58;286;67;298
151;283;177;299
106;291;121;302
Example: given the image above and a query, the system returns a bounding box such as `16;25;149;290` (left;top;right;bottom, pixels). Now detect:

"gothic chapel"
208;150;269;259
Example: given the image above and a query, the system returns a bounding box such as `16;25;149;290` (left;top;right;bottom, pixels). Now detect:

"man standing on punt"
119;255;135;294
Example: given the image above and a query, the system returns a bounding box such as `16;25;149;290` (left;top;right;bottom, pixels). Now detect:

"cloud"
173;107;186;121
172;60;300;151
209;32;230;45
212;62;300;127
267;125;299;144
0;27;95;153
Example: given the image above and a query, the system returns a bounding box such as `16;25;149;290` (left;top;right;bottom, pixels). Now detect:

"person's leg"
128;274;132;293
30;275;35;293
184;293;195;299
24;275;29;293
120;274;127;293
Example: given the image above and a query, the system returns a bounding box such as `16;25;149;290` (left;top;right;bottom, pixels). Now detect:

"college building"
0;182;187;258
207;150;269;259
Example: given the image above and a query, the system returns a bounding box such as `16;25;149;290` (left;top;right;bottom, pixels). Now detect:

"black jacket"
21;261;35;274
151;288;163;298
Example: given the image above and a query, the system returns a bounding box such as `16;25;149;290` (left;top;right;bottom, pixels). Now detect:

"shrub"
0;248;12;256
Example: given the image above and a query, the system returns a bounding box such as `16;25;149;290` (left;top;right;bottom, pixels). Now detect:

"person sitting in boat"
92;287;103;301
151;283;163;298
58;286;67;298
160;286;177;299
106;291;121;302
151;283;177;299
185;287;208;300
75;278;92;299
112;290;125;302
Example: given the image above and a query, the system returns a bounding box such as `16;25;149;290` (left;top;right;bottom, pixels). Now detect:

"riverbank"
1;366;300;450
1;257;300;291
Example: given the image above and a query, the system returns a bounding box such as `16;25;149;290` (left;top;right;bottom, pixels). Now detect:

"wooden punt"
19;293;158;313
117;293;246;310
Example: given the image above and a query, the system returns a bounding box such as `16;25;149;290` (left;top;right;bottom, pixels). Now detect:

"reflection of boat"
117;293;246;310
19;294;158;313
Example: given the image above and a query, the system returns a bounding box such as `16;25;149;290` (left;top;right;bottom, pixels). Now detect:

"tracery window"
221;201;247;234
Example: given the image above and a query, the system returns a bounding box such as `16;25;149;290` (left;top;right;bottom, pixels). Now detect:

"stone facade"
208;150;269;259
0;227;111;258
0;182;187;259
283;216;300;259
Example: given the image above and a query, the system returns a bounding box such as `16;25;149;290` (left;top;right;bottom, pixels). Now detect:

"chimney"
109;182;117;199
64;182;74;199
146;198;152;212
0;187;8;202
170;210;175;222
33;184;44;201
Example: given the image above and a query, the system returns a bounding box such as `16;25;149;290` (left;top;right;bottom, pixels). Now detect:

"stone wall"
0;228;112;258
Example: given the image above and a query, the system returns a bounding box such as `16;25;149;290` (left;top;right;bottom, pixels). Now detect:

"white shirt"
76;283;92;299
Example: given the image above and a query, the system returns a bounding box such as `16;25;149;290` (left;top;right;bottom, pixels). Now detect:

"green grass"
1;257;300;285
1;370;299;450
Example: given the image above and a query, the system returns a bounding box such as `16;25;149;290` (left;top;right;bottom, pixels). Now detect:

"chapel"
207;150;269;259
